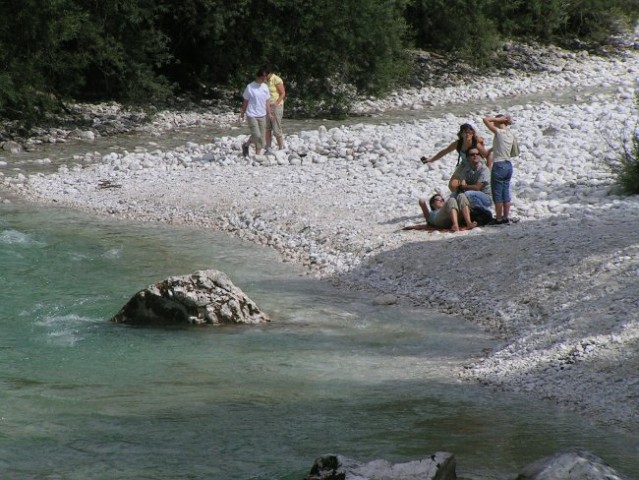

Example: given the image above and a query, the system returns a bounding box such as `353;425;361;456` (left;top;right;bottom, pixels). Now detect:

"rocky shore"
2;36;639;435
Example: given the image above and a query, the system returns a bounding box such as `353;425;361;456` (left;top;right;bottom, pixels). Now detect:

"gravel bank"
4;40;639;432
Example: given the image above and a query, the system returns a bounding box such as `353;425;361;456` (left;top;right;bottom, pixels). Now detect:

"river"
1;88;638;479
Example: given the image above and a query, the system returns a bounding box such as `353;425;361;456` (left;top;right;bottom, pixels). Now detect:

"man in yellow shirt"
264;66;286;151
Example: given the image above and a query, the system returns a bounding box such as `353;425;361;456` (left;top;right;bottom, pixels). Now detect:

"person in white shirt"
240;68;273;157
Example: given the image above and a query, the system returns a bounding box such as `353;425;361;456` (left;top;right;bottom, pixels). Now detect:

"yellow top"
267;74;284;104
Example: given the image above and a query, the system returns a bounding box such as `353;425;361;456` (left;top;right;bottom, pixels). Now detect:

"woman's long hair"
456;123;478;153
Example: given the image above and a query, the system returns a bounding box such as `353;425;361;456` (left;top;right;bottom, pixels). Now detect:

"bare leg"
503;201;511;220
449;208;460;232
265;129;272;149
276;134;284;149
461;205;477;229
494;202;504;221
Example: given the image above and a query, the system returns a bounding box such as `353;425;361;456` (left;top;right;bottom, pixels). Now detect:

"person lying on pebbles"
418;193;478;232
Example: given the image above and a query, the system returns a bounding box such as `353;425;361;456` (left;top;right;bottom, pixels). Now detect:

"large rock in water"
516;448;628;480
305;453;456;480
111;269;270;326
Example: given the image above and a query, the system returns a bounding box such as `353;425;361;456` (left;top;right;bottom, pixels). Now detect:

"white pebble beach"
5;38;639;433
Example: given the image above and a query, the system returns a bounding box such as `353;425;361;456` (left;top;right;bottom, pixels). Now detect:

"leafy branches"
0;0;637;125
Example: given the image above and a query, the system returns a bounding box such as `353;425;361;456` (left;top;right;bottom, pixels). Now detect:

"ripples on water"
1;202;638;479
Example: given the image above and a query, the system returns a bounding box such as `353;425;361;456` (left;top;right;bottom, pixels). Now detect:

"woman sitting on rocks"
420;123;489;192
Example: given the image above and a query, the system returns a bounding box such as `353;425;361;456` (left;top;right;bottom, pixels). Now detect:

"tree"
225;0;412;117
0;0;174;124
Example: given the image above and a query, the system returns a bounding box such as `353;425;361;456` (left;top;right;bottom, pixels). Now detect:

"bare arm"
458;182;486;192
240;99;249;120
275;82;285;105
266;98;273;118
418;198;431;222
482;117;499;134
477;142;489;158
483;116;512;134
421;141;457;164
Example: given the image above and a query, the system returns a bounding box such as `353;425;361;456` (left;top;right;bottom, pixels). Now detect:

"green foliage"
270;0;411;117
154;0;251;92
73;0;174;102
0;0;90;122
558;0;639;45
406;0;500;62
406;0;639;61
1;0;638;125
166;0;412;117
0;0;173;124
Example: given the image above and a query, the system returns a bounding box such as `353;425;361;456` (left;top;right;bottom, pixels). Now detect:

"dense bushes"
0;0;637;123
153;0;411;118
406;0;639;59
0;0;173;125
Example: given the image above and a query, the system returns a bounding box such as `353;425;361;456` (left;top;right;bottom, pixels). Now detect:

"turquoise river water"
2;88;638;478
1;199;638;480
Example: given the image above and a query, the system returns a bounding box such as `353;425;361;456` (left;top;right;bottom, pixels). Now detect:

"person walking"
240;68;272;157
264;65;286;152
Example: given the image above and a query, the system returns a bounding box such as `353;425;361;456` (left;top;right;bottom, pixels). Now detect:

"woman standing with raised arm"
420;123;489;192
483;114;519;224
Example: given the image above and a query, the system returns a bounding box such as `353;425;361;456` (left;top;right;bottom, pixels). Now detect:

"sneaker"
241;143;249;157
264;147;273;155
488;218;512;226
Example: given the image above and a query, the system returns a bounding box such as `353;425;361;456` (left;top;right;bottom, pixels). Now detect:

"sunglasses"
468;152;481;157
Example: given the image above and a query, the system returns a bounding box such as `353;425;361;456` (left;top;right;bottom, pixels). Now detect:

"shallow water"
1;201;638;479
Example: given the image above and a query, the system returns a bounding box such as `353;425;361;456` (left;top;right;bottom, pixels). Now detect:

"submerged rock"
111;269;270;326
305;453;456;480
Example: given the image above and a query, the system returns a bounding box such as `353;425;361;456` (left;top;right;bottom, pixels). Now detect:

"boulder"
305;453;456;480
516;448;628;480
111;269;270;326
2;141;22;153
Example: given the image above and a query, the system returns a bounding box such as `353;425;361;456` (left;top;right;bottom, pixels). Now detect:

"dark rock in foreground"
305;453;456;480
111;269;270;326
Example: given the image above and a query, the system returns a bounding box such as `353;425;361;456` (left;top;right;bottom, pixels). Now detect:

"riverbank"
3;38;639;433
